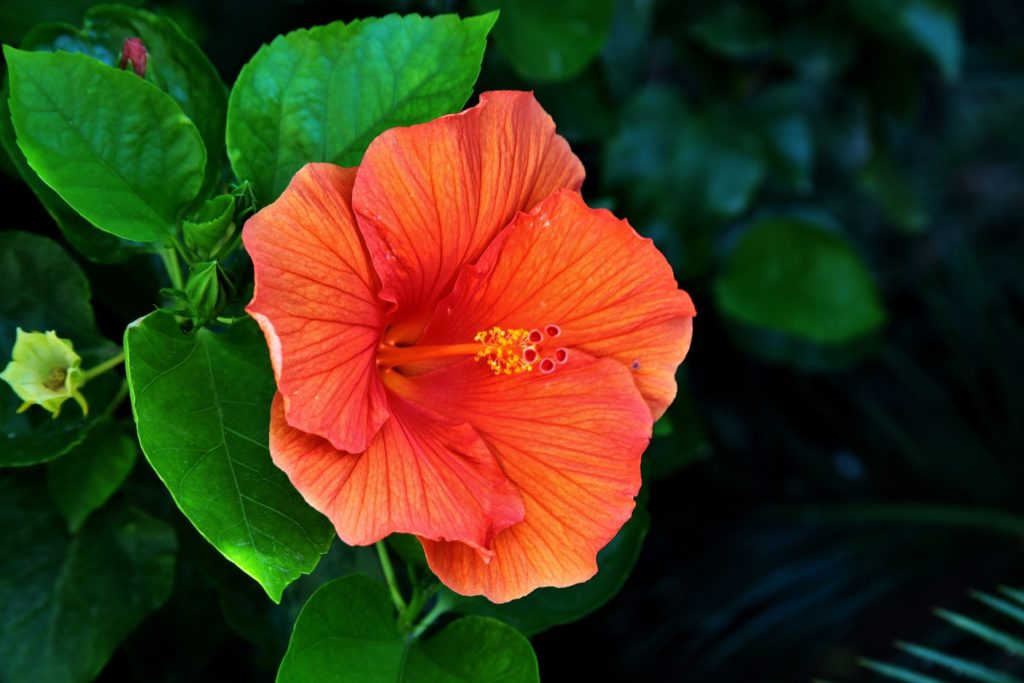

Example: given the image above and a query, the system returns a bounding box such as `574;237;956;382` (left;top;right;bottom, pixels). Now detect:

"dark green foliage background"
2;0;1023;681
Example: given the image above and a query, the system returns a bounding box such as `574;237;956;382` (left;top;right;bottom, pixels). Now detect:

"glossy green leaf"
473;0;614;81
0;232;121;466
449;501;650;636
0;7;226;261
277;574;539;683
5;47;206;241
124;312;333;601
0;88;143;263
226;12;496;203
76;5;228;201
714;216;887;344
0;470;176;683
47;419;137;532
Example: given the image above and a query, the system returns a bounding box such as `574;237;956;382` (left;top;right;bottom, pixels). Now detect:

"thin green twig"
81;351;125;383
411;592;452;639
376;542;407;613
159;245;184;291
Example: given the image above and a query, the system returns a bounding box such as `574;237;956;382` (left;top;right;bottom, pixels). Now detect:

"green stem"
411;593;452;639
400;584;426;633
171;234;194;267
81;351;125;383
159;245;184;291
103;379;129;417
376;542;407;613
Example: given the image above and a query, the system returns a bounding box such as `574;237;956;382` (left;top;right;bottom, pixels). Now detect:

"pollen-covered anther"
473;326;536;375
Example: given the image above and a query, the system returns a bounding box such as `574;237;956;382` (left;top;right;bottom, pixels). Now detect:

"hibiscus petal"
269;393;525;551
352;91;584;339
420;189;696;419
404;356;652;603
244;163;388;454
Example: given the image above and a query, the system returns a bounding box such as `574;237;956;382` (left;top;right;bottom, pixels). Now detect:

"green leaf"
47;419;137;532
449;501;650;636
978;590;1024;626
5;47;206;241
124;312;333;601
714;216;887;344
226;12;496;204
934;608;1024;655
858;150;927;234
860;658;946;683
216;540;384;665
0;232;100;346
0;7;226;261
894;641;1022;683
688;3;773;61
76;5;228;201
605;86;766;225
472;0;615;81
847;0;961;81
0;231;121;466
0;470;176;683
277;574;539;683
0;86;143;263
752;86;817;194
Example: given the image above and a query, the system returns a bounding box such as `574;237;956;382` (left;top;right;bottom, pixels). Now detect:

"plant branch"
159;245;184;291
81;351;125;383
411;592;453;639
376;541;407;613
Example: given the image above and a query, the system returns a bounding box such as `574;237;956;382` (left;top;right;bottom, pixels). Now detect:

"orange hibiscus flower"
243;91;696;603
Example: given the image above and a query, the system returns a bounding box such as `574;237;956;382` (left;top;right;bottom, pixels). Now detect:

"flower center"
376;323;568;376
44;366;67;391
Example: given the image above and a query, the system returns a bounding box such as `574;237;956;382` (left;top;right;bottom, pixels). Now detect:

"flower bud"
183;195;236;259
185;261;226;325
118;37;148;77
0;329;87;418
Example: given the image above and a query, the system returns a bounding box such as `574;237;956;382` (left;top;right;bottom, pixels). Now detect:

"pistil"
377;326;538;375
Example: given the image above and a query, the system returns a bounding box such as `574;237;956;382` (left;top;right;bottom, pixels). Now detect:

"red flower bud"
118;37;147;77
